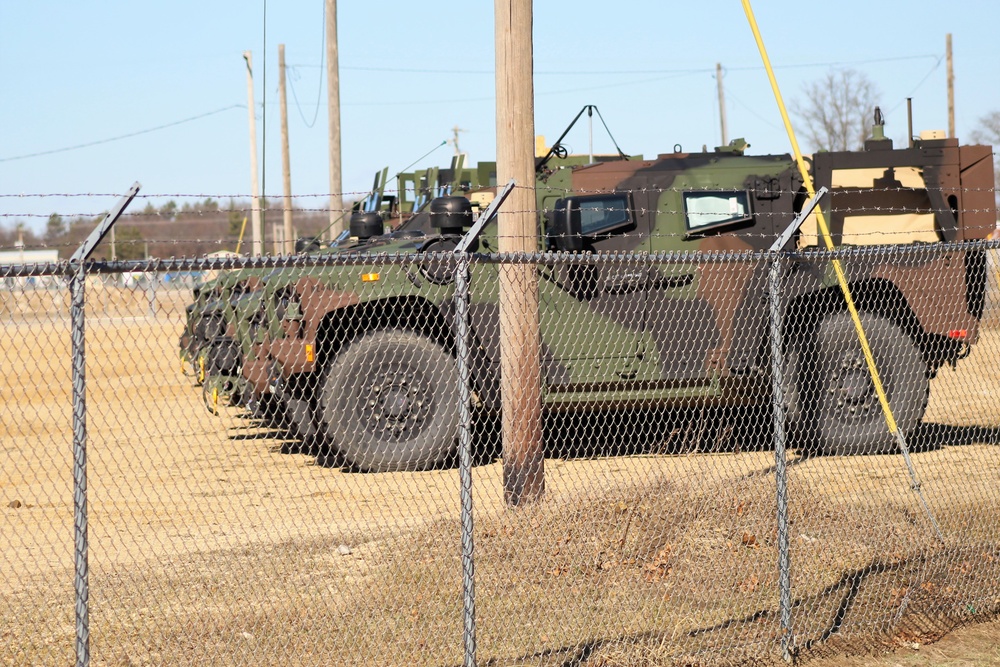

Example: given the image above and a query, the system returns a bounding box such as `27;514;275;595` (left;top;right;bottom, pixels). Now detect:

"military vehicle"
227;110;995;473
182;105;635;394
179;270;261;387
181;158;504;419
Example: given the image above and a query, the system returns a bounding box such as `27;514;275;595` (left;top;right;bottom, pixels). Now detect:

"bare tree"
971;111;1000;144
792;68;880;152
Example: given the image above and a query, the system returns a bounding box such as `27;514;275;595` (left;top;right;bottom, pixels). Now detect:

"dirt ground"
808;618;1000;666
2;289;1000;666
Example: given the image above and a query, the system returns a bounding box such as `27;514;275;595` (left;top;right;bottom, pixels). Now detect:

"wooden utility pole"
946;33;955;139
716;62;728;146
495;0;544;506
243;51;263;256
326;0;344;240
278;44;295;255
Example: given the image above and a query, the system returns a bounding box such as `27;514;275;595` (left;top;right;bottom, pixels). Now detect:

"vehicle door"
638;181;760;386
538;191;653;394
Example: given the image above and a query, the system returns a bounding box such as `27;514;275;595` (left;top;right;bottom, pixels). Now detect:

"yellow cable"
235;215;248;255
741;0;898;434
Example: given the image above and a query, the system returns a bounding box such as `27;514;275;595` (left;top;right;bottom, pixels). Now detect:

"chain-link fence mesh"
3;234;1000;665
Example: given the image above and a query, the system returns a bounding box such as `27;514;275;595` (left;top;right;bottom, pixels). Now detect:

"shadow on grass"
472;552;994;667
282;411;1000;477
226;427;289;441
543;405;774;461
909;422;1000;451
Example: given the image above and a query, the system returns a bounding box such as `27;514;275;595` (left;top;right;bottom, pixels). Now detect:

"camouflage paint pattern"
196;136;995;425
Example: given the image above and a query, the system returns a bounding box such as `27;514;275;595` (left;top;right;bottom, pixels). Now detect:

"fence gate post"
454;252;478;667
70;260;91;667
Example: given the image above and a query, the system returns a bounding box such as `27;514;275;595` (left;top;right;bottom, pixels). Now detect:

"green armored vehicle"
236;122;996;472
182;159;503;419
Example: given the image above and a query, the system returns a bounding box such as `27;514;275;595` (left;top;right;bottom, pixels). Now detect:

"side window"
683;191;753;234
578;194;632;236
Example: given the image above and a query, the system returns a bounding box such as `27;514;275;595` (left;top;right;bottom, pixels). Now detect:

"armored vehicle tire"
319;329;459;473
815;311;927;456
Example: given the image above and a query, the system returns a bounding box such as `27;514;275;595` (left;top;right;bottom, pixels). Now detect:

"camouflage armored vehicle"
180;271;261;383
232;121;996;472
182;159;503;419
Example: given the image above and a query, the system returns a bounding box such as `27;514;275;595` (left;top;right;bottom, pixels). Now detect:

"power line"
288;65;324;127
0;105;245;163
288;53;941;76
887;56;945;114
722;53;941;72
286;0;327;128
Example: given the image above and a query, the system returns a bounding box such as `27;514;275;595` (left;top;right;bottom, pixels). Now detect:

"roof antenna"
907;98;914;148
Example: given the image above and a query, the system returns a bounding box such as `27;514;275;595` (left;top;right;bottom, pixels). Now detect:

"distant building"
0;249;59;266
1;249;61;288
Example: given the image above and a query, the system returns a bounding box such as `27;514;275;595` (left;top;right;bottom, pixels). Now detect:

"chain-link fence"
3;232;1000;665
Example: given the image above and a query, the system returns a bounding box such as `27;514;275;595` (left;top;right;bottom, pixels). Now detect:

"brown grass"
2;289;1000;666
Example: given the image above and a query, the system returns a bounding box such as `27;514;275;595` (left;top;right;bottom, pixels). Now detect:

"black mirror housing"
549;198;584;252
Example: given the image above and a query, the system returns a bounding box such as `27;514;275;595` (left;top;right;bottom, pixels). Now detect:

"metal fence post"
66;182;140;667
447;180;515;667
768;252;793;662
147;270;157;318
454;253;478;667
765;188;825;663
70;261;91;667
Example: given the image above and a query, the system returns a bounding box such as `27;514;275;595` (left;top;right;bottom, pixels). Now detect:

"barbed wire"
4;223;999;258
2;175;998;200
2;205;997;226
1;183;996;220
4;237;1000;277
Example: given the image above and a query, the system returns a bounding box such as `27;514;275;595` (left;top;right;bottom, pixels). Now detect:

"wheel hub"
831;353;877;414
361;369;432;439
383;388;410;419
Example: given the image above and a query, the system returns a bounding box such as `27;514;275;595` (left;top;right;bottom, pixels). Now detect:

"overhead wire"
0;106;245;163
0;51;945;166
288;53;940;76
286;0;326;129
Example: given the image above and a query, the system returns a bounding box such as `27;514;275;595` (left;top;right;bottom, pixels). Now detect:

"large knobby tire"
815;312;927;456
319;330;459;472
782;338;815;454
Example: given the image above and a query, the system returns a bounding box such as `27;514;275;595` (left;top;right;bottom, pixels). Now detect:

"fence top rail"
2;238;999;278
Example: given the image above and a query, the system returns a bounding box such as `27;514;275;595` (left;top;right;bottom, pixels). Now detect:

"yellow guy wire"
743;0;945;544
741;1;899;435
235;215;248;255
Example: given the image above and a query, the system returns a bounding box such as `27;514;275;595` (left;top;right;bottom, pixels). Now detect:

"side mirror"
549;198;584;252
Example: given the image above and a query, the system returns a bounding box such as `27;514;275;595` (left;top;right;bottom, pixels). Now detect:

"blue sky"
1;1;998;234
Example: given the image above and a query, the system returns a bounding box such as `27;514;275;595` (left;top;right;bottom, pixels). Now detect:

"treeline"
1;199;334;260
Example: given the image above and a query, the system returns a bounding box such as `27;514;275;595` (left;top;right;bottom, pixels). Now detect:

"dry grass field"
2;287;1000;666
